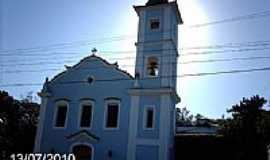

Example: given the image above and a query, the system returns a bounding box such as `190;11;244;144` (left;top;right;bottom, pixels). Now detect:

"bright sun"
178;0;210;75
179;0;209;47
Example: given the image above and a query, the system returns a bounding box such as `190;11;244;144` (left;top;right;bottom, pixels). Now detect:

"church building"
34;0;183;159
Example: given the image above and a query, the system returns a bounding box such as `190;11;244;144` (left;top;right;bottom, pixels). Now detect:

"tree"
194;113;204;121
176;107;212;127
0;90;40;159
219;95;270;160
176;107;193;126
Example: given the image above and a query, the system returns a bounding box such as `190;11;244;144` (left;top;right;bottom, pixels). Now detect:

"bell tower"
134;0;183;89
127;1;182;160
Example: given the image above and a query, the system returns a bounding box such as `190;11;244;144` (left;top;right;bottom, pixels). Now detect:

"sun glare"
178;0;210;74
179;0;209;47
177;0;210;114
112;8;138;76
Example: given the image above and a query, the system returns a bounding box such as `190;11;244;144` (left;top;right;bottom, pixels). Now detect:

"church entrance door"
72;144;93;160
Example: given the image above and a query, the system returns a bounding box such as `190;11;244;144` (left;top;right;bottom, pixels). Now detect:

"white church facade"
34;0;183;160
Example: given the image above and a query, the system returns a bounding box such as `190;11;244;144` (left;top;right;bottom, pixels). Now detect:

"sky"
0;0;270;118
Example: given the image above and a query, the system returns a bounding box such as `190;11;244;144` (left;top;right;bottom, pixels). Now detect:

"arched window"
79;100;94;128
54;100;68;128
72;144;93;160
147;56;159;77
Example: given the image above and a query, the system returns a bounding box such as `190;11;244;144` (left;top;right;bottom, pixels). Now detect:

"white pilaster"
127;95;140;160
161;7;172;87
135;10;146;78
34;96;48;152
159;95;171;160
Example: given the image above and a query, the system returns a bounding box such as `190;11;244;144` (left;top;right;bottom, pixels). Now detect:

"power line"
0;83;43;87
4;47;270;64
2;55;270;70
2;60;77;67
1;51;83;57
180;40;270;50
1;39;270;58
1;6;270;55
188;9;270;28
0;46;269;79
2;43;270;59
180;56;270;64
0;29;177;55
1;55;78;64
1;66;270;87
3;69;60;73
0;35;135;54
180;46;270;56
179;67;270;77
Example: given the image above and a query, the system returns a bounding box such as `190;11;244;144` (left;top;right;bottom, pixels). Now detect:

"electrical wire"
2;43;270;60
188;10;270;28
2;55;270;70
1;66;270;87
1;7;270;55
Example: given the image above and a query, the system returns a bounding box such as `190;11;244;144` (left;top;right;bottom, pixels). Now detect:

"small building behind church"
34;0;183;160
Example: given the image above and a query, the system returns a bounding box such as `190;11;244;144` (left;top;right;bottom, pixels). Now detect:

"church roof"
48;54;134;84
146;0;168;6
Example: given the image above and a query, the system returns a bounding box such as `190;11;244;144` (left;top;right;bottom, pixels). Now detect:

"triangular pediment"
48;54;134;84
66;130;100;142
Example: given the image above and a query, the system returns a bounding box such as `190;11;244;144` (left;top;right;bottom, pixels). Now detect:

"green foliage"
176;107;194;126
0;90;40;159
176;107;214;127
219;95;270;160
